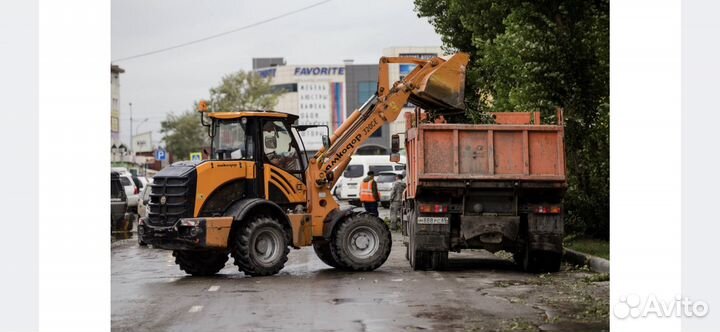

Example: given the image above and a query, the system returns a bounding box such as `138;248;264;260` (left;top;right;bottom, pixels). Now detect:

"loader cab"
203;111;308;206
207;112;308;180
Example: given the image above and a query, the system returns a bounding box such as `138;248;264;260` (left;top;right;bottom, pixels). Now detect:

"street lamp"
135;118;149;134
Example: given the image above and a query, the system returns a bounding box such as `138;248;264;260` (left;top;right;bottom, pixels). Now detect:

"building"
252;46;443;155
111;64;124;144
254;61;347;153
344;62;388;155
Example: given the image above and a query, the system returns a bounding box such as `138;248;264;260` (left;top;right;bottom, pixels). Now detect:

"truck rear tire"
518;242;562;273
412;251;448;271
313;241;341;268
173;250;228;276
231;215;290;277
330;213;391;271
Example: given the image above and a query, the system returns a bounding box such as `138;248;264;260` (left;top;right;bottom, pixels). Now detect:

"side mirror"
391;134;400;153
322;135;331;149
390;153;400;163
264;136;277;149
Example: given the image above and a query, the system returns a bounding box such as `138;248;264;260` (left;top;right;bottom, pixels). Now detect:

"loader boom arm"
303;53;470;231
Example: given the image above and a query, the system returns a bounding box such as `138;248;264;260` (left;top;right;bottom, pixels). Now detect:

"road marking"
188;305;203;313
208;285;220;292
391;278;404;282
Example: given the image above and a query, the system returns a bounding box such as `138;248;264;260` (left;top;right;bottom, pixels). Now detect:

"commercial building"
252;46;444;155
111;64;124;144
254;61;347;153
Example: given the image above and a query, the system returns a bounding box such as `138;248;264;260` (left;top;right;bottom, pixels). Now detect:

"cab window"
262;120;302;172
213;119;254;160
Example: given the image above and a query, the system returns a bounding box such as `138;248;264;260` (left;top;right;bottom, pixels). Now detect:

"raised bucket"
408;52;470;111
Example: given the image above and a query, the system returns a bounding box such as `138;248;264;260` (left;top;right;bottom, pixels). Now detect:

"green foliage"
209;70;280;112
160;111;207;161
416;0;609;239
565;237;610;260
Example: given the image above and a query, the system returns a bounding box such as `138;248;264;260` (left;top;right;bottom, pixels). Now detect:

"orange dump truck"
400;110;566;272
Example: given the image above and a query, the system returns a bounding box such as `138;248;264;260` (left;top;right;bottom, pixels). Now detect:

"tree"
160;111;207;161
415;0;609;239
161;70;282;160
209;70;280;112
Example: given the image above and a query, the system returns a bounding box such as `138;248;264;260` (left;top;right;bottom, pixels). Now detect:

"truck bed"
406;123;565;198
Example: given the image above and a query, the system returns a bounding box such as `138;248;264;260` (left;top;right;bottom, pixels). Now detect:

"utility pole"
129;102;133;164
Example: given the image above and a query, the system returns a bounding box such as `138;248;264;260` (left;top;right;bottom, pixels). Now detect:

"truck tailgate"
406;123;565;196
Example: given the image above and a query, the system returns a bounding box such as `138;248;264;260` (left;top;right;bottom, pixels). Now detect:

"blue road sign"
155;149;167;161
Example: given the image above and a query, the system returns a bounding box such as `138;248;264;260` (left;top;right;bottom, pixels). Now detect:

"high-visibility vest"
359;179;377;203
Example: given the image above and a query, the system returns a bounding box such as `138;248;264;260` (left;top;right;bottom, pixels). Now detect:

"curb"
563;248;609;273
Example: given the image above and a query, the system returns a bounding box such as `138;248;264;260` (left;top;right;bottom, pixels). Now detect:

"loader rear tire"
231;215;289;277
331;213;391;271
173;250;228;276
313;241;341;268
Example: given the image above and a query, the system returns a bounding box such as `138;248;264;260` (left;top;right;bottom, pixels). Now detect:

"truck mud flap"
414;223;450;251
528;213;563;253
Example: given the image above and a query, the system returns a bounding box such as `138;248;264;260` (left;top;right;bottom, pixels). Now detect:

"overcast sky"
111;0;442;146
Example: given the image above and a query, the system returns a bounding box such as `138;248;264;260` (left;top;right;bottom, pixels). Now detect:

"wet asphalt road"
112;208;609;332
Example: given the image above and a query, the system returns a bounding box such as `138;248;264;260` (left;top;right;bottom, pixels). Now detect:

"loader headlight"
180;219;201;227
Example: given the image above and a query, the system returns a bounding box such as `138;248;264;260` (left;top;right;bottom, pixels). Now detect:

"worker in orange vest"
359;170;380;217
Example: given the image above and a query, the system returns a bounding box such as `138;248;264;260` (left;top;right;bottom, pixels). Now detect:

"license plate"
417;217;448;224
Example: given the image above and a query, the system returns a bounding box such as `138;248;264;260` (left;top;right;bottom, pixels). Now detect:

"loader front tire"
231;215;289;277
173;250;228;276
331;213;391;271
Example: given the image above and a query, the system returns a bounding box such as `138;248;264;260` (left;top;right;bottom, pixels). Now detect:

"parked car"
118;173;139;208
138;176;151;188
376;171;401;208
136;182;152;218
111;171;128;231
336;155;406;203
136;184;152;246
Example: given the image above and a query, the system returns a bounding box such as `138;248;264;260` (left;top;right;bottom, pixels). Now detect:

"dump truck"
138;53;470;276
398;109;566;272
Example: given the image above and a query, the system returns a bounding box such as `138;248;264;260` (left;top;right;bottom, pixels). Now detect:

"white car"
118;173;139;208
138;176;151;188
375;172;400;208
337;155;406;203
137;185;151;218
136;178;153;218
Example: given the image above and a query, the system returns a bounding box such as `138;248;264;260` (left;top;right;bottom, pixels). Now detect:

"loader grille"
147;166;197;227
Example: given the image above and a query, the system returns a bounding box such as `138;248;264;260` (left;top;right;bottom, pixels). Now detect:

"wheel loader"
138;53;470;276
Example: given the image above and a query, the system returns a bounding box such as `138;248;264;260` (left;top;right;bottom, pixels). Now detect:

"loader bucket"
409;52;470;111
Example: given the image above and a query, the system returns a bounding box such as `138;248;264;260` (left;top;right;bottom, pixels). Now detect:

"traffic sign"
155;148;167;161
190;152;202;162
